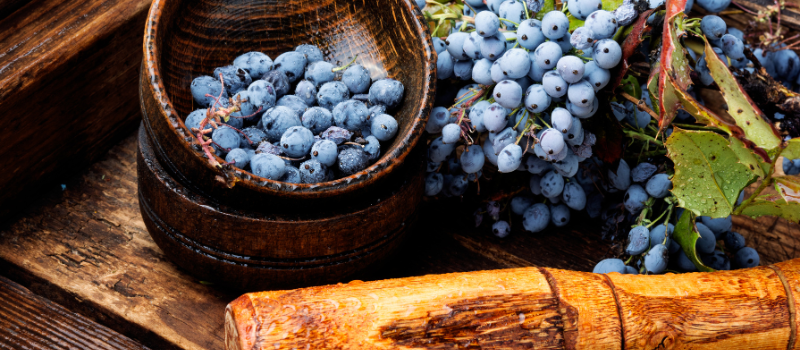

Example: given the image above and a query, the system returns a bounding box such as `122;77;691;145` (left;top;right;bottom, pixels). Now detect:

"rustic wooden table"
0;131;798;350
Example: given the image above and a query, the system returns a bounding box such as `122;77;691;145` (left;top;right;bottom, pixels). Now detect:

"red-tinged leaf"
776;176;800;203
583;111;624;164
657;12;694;134
609;9;655;92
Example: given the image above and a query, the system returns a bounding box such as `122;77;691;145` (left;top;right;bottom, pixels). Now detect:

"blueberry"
724;231;746;252
250;153;286;180
332;100;370;132
295;44;324;63
342;64;371;94
696;0;730;13
274;51;307;83
212;126;241;152
593;258;626;274
225;148;251;169
294;80;317;106
517;19;546;50
733;247;759;268
279;126;314;158
191;76;224;107
280;165;303;184
185;109;211;132
623;184;649;213
262;70;291;97
213;65;252;95
492;220;511;238
425;172;444;196
368;79;405;109
233;52;273;79
310;139;338;167
523;203;551;232
299;159;327;183
371;114;399;141
644;244;669;273
626;226;650;255
317;81;350;110
585;10;618;39
261;106;301;142
301;107;334;135
338;146;369;175
239;127;268;149
437;50;456;80
631;162;657;182
541;11;569;39
304;61;335;87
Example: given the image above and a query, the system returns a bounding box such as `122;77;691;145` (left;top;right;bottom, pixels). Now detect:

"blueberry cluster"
421;0;638;235
187;45;404;184
596;207;759;274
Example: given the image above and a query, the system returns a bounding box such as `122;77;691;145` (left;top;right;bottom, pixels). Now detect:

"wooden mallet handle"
226;259;800;349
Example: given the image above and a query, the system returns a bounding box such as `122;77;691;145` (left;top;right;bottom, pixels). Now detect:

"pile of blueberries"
187;44;404;184
596;205;760;274
420;0;640;237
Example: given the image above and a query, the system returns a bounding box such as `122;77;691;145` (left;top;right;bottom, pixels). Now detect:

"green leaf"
666;128;759;218
621;75;641;100
783;138;800;159
739;197;800;222
567;0;624;31
535;0;555;20
672;211;715;272
729;138;766;179
702;39;782;153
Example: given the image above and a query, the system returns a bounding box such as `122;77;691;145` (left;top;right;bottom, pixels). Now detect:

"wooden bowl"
138;0;435;289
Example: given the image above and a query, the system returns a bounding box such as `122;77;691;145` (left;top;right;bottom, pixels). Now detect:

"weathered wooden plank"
0;275;150;350
0;135;235;350
0;0;149;221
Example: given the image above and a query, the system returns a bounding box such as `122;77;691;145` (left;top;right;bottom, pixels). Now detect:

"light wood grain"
227;263;800;350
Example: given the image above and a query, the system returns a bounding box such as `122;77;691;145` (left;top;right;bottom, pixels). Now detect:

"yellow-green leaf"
729;138;765;179
666;128;759;218
783;138;800;159
672;211;715;272
535;0;555;20
702;39;782;153
739;197;800;222
622;75;641;100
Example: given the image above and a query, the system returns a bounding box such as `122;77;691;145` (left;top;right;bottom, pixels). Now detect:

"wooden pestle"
225;259;800;349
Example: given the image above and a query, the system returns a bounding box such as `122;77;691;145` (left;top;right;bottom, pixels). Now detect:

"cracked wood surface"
0;275;149;350
227;262;800;350
0;132;799;349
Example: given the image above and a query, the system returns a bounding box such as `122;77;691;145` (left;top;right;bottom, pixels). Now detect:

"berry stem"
623;129;664;147
498;18;520;26
332;55;359;72
620;91;659;120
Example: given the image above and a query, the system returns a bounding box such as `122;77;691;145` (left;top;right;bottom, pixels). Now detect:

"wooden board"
0;275;149;350
0;132;798;349
0;0;150;221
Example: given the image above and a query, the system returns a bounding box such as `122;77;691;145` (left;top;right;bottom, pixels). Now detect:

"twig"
621;92;659;120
